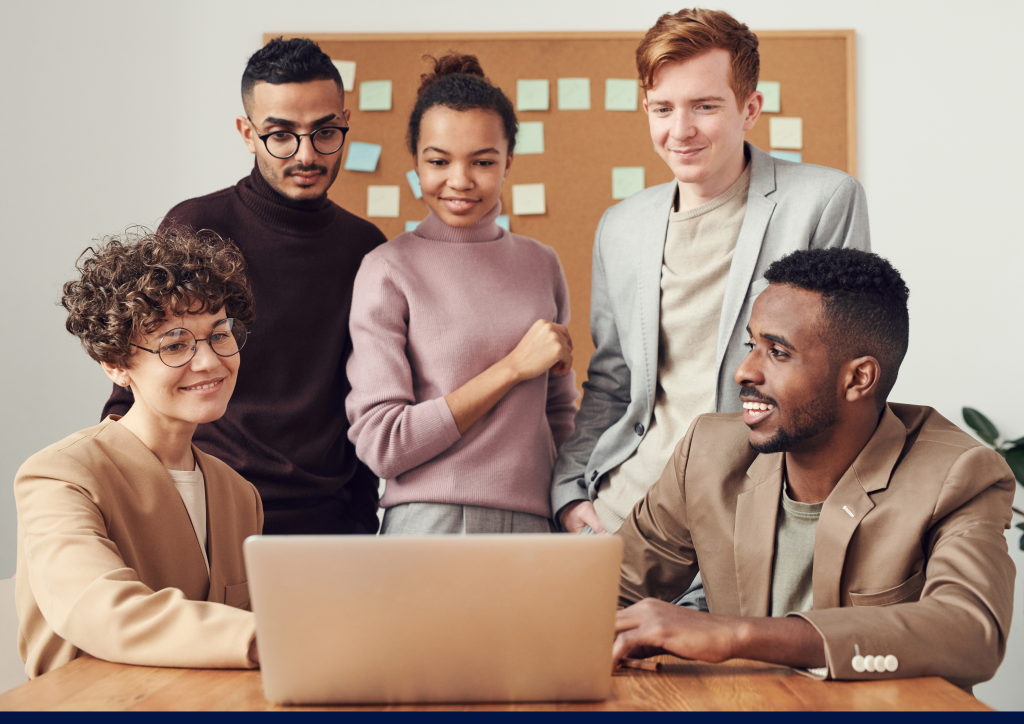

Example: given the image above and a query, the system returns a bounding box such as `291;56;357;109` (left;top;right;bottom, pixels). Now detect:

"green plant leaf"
1007;437;1024;447
963;407;999;446
1004;448;1024;486
1019;532;1024;552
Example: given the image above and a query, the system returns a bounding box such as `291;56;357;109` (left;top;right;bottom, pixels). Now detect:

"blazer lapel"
734;451;783;616
812;406;907;609
636;183;675;410
715;144;777;373
195;447;225;603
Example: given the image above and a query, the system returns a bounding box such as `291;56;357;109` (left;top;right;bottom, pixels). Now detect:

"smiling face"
414;106;512;228
643;49;762;204
734;284;841;454
104;309;240;430
238;79;350;201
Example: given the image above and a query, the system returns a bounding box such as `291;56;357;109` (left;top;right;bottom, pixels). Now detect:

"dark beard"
748;396;838;454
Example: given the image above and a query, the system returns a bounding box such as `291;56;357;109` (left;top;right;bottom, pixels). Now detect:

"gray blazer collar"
715;144;779;374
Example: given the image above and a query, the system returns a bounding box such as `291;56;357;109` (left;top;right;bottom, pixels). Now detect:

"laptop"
244;534;623;705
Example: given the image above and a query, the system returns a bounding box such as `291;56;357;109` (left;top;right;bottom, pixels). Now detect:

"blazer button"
591;471;598;481
852;655;866;672
864;656;876;672
884;655;898;672
634;423;645;435
873;655;886;672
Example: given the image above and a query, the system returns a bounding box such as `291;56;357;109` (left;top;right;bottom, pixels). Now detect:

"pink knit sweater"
345;203;578;518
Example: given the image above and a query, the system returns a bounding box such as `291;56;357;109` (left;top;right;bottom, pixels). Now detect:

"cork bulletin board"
271;31;856;394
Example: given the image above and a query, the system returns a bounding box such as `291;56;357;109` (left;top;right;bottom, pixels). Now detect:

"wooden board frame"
265;30;857;391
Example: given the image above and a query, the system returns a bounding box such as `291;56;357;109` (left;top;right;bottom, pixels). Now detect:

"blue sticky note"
558;78;590;110
769;150;802;163
496;215;510;231
405;220;421;232
344;142;382;172
612;167;645;200
758;81;781;113
406;169;422;199
605;79;638;111
516;122;544;155
517;80;550;111
359;80;392;111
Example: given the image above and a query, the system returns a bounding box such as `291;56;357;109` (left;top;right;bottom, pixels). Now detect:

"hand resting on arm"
444;319;573;435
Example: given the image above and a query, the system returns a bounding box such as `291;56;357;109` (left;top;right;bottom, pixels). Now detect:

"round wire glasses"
131;319;249;368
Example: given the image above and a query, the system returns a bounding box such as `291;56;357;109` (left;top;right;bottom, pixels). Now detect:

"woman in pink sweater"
346;54;578;534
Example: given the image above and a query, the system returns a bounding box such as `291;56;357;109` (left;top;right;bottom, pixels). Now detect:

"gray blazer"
551;144;871;518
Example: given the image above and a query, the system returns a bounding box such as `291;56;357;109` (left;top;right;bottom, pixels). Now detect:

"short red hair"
636;8;760;107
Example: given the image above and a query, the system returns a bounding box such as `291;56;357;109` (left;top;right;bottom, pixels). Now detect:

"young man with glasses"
552;9;871;607
104;37;387;536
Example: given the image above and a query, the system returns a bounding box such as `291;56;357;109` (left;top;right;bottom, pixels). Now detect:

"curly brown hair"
62;227;255;369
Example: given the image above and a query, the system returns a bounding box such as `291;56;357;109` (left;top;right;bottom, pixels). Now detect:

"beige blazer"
15;417;263;678
617;404;1015;689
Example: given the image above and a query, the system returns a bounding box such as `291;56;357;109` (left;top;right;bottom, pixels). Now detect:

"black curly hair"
763;248;910;405
242;37;343;113
62;227;255;370
407;53;517;155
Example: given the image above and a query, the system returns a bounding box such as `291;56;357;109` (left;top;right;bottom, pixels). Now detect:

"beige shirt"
167;464;210;574
769;481;822;617
595;165;751;531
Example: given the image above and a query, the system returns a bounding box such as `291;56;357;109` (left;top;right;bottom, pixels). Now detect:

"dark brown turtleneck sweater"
103;164;387;534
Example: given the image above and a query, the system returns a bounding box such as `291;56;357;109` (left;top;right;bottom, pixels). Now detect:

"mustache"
285;162;328;175
739;385;777;407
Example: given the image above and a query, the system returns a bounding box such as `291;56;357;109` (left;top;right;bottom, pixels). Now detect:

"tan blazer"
617;404;1015;689
15;417;263;678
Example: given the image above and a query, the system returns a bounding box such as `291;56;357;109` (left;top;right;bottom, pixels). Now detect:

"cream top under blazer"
15;417;263;678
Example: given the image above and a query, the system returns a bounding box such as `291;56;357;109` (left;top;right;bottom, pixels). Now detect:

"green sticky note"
359;80;392;111
517;80;550;111
557;78;590;110
516;122;544;154
769;150;802;163
405;220;421;232
611;167;645;200
496;215;510;231
605;79;638;111
758;81;781;113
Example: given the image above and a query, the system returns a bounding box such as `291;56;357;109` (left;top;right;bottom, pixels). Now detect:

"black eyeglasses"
131;319;249;368
250;120;349;159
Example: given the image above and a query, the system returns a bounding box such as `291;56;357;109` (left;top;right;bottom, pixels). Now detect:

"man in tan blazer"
613;248;1014;689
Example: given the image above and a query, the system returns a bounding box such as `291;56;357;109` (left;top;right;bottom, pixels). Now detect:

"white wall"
1;0;1021;709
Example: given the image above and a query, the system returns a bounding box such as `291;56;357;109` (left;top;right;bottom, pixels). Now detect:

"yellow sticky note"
558;78;590;110
770;117;803;150
359;81;392;111
332;60;356;92
758;81;780;113
516;122;544;155
517;80;550;111
605;79;638;111
367;186;400;218
512;184;546;215
612;167;645;200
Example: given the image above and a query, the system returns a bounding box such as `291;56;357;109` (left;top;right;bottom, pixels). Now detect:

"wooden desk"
0;655;989;711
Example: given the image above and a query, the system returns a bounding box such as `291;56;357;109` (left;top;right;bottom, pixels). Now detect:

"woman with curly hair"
346;54;578;534
14;228;262;678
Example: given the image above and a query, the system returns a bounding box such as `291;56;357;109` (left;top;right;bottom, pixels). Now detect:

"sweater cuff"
429;396;463;448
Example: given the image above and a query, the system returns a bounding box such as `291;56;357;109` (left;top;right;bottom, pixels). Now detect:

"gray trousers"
382;502;554;535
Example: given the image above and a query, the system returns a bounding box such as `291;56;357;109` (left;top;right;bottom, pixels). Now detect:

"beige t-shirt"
167;464;210;574
769;481;822;617
594;165;752;532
